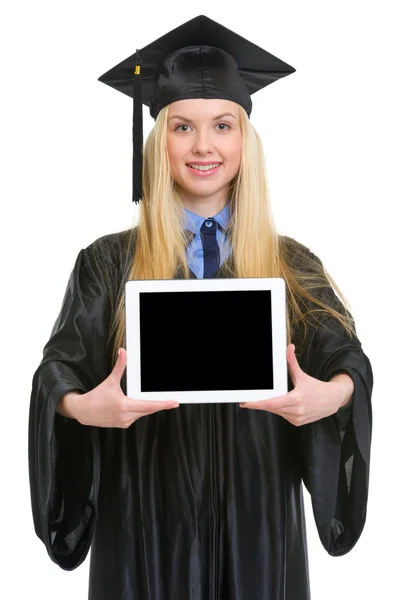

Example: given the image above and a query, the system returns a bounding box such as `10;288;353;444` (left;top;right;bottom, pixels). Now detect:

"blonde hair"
104;104;357;367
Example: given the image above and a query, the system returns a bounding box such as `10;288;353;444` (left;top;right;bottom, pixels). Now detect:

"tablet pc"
125;277;287;403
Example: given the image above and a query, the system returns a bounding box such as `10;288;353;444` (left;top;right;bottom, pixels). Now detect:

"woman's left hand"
240;344;349;426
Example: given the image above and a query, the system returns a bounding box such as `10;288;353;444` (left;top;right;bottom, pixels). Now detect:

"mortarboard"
98;15;296;204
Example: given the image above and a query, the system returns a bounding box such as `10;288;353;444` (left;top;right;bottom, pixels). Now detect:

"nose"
192;128;213;155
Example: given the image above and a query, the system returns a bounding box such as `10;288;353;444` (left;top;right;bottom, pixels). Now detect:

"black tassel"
132;49;143;204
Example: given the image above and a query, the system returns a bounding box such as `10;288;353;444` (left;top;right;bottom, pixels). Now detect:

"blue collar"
183;202;230;235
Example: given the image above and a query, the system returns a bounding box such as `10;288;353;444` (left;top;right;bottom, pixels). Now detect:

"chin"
180;178;223;192
186;184;224;197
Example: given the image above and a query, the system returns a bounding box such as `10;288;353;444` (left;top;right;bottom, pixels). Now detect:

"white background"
1;1;416;598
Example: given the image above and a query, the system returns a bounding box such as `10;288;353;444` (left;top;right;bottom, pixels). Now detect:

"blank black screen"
139;290;274;392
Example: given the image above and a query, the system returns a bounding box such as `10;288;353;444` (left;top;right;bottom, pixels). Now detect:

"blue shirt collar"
183;202;230;235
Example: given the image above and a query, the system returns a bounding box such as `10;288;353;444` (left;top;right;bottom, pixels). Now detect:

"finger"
126;398;179;412
126;405;179;420
124;405;178;428
112;347;127;381
125;407;178;425
287;344;304;386
240;390;296;411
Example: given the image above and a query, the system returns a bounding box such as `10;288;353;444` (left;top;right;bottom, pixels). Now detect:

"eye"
216;123;231;131
175;124;191;132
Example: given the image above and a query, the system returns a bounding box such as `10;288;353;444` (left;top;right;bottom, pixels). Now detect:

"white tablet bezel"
125;277;287;403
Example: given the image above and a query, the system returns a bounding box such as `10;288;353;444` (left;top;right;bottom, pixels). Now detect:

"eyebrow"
168;112;237;122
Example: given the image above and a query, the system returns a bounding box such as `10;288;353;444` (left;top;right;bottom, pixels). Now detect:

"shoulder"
279;235;324;273
75;228;137;297
280;235;353;327
83;228;137;271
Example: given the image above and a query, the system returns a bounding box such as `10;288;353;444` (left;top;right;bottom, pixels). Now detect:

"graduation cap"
98;15;296;204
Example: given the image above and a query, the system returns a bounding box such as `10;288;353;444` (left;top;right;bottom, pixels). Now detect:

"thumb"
287;343;304;385
112;347;127;381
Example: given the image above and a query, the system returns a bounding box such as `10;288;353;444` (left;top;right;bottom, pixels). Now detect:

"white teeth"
188;163;220;171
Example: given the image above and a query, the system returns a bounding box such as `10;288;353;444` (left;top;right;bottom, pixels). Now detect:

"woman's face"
166;98;242;206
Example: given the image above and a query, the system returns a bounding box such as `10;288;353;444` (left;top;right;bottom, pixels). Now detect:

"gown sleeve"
294;248;373;557
28;243;114;570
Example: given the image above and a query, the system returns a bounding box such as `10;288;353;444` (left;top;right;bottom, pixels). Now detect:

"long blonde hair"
104;104;357;367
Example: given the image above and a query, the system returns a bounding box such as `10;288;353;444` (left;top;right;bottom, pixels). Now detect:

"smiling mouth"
186;163;222;172
185;163;222;177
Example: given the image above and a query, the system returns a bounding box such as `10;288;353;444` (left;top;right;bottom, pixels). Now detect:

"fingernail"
118;348;121;358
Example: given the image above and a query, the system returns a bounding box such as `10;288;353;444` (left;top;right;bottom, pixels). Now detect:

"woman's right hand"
56;347;179;428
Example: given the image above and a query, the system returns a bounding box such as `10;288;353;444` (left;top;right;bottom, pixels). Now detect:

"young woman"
28;15;373;600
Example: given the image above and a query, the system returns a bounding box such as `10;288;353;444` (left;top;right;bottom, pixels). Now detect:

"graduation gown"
28;230;373;600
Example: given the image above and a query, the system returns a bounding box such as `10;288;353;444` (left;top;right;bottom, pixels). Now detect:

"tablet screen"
139;290;273;392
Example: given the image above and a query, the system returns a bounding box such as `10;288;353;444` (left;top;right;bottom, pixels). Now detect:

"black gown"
28;229;373;600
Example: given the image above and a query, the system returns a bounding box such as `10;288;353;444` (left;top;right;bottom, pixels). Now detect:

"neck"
179;187;229;218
